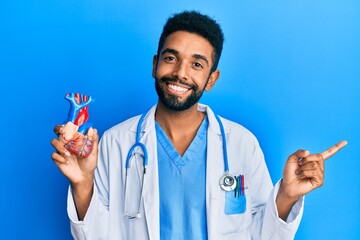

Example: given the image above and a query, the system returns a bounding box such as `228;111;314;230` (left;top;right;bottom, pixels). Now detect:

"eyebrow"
161;48;178;56
193;54;209;66
161;48;209;67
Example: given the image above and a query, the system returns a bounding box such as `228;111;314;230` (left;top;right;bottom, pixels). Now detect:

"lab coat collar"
199;103;231;136
129;105;157;134
128;103;231;136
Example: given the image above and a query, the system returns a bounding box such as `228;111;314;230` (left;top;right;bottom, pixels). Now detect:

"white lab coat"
67;104;303;239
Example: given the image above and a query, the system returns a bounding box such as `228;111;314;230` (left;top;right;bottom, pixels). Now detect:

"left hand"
281;140;348;199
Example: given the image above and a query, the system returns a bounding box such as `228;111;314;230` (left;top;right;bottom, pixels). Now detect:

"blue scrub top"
156;116;208;240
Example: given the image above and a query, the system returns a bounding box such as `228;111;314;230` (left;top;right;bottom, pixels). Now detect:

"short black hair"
157;11;224;73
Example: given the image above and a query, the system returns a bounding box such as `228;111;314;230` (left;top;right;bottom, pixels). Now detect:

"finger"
53;125;65;136
89;128;99;155
287;149;311;163
50;138;71;158
298;170;324;187
299;153;325;171
295;161;325;175
297;161;320;171
298;168;323;179
51;152;69;165
322;140;348;160
300;153;324;162
86;127;94;137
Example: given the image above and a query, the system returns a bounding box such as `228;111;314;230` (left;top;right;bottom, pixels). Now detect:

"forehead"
161;31;214;60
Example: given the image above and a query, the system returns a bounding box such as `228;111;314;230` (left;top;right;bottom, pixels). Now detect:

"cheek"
195;74;211;88
154;64;169;77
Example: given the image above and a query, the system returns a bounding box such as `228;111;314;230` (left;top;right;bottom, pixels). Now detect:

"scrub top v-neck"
156;116;209;240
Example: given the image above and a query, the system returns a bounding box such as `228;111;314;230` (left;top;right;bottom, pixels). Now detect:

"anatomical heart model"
62;93;95;158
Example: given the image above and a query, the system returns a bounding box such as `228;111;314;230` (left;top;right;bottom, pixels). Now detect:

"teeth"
168;84;188;92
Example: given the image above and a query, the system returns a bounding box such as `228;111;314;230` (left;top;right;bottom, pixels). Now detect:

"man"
51;11;346;239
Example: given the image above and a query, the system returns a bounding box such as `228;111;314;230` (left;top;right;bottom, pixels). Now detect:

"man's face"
152;31;220;111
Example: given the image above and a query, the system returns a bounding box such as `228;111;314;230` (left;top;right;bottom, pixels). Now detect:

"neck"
155;101;205;130
155;101;205;155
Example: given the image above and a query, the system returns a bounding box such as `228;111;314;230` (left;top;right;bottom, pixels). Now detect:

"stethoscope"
124;112;238;219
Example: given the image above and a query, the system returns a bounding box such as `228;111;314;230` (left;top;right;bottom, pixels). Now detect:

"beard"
155;76;207;111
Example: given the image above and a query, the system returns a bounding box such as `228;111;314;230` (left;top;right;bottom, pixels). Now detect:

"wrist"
276;180;300;221
71;174;94;196
70;171;94;185
276;187;299;206
278;179;301;201
70;175;94;221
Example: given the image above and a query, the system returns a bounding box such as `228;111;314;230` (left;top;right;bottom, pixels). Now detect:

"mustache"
158;77;196;90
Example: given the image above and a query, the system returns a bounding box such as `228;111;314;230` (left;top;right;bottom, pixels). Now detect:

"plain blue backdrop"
1;0;359;239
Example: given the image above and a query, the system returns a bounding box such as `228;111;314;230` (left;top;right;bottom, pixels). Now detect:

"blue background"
1;0;359;239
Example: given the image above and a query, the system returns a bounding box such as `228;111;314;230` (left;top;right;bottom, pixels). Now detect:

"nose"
172;61;188;80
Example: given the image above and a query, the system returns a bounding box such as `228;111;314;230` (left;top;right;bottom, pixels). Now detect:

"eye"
164;56;176;62
193;62;203;69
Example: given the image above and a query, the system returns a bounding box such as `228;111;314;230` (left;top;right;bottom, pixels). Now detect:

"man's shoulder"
102;115;141;138
219;116;258;142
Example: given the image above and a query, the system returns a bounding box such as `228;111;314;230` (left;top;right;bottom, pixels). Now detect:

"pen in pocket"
234;175;245;198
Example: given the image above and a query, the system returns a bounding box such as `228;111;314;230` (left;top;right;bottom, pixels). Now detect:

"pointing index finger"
322;140;348;160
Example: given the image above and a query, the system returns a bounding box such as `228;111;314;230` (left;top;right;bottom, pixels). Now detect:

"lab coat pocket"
225;190;246;215
218;187;252;237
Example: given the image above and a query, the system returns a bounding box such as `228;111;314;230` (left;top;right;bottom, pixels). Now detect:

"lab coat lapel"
132;106;160;240
203;105;230;240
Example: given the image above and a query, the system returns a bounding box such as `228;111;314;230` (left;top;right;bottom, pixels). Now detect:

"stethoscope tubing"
124;110;232;219
125;112;229;172
214;114;229;173
125;112;149;169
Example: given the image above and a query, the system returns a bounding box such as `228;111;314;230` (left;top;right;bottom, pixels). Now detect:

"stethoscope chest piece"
219;173;237;191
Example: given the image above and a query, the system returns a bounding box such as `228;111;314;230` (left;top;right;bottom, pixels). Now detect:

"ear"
205;69;220;91
152;55;158;78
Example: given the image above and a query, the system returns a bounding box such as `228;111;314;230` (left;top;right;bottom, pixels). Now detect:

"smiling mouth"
167;83;190;94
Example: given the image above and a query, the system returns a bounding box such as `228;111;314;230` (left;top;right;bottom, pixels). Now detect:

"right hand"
50;125;99;185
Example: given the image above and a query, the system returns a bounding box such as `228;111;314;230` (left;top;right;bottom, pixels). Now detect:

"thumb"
287;149;310;163
87;128;99;156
